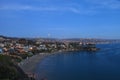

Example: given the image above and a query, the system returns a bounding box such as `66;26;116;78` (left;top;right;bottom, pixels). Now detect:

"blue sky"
0;0;120;39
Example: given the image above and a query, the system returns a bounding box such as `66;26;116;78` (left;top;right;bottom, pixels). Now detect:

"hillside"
0;55;31;80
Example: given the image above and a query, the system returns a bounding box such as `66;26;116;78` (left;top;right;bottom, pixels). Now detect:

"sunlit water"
35;44;120;80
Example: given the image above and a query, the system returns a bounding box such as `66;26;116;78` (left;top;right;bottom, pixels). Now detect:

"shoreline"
18;49;99;74
18;53;54;73
18;51;74;74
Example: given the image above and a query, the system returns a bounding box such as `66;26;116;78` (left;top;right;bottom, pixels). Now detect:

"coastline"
18;47;99;74
18;53;53;73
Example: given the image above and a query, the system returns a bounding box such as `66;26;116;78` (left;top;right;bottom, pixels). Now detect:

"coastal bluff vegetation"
0;55;35;80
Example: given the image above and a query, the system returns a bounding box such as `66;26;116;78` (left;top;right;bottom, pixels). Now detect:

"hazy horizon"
1;35;120;40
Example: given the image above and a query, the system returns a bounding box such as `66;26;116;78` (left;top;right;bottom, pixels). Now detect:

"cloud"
1;0;120;15
85;0;120;9
0;5;55;11
0;4;82;14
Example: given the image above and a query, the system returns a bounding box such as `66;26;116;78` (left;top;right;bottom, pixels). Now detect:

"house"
23;46;30;52
15;47;25;53
0;43;4;47
8;47;16;54
0;48;3;54
39;44;47;50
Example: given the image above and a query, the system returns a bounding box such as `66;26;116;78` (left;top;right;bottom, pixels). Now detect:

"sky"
0;0;120;39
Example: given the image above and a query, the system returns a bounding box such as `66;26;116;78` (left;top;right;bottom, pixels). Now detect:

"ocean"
35;44;120;80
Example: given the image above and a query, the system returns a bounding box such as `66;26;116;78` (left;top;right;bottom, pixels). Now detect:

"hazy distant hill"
0;35;120;43
0;35;22;40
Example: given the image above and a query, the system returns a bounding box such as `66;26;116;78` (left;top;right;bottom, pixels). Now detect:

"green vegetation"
0;55;29;80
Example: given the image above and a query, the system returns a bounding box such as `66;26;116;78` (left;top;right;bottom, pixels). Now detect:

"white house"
0;43;4;47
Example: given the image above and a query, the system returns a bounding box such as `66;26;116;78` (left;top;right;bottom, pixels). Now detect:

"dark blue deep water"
35;44;120;80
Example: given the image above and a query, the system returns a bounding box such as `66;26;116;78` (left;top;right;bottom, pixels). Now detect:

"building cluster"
0;36;100;63
0;37;98;55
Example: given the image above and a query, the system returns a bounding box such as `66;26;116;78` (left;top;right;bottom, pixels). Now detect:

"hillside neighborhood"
0;36;103;62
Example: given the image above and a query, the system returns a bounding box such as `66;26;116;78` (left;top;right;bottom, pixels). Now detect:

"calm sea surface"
35;44;120;80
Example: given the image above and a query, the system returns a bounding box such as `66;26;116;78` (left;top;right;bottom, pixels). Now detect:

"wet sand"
19;53;52;73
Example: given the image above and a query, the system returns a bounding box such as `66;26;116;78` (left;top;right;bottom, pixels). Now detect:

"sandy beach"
19;53;52;73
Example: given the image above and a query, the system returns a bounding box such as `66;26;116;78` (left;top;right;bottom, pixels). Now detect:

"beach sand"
19;53;52;73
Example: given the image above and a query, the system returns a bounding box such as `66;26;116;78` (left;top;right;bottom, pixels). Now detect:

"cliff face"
0;55;29;80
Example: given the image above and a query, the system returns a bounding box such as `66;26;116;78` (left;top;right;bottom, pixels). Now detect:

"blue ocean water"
35;44;120;80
